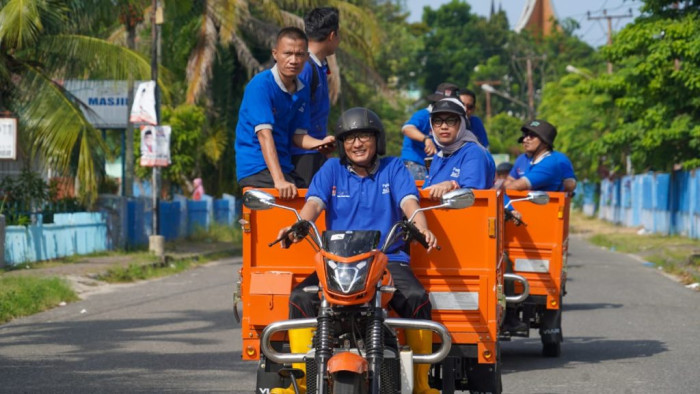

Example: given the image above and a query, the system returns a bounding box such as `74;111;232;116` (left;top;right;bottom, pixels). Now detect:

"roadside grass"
96;251;234;283
187;222;242;244
0;225;242;323
0;276;78;324
571;210;700;286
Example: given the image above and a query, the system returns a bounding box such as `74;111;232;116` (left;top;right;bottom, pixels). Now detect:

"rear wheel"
542;342;561;357
332;371;366;394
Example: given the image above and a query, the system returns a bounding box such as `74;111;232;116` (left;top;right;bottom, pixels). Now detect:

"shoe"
502;307;527;334
270;328;314;394
406;329;440;394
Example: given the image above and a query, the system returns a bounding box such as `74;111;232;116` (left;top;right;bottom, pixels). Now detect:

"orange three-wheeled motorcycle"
236;187;536;393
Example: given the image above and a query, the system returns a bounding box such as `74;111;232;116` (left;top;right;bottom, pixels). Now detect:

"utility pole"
513;54;545;119
150;0;163;247
588;9;633;74
474;80;501;121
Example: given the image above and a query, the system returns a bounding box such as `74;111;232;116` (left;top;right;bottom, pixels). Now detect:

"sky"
405;0;645;48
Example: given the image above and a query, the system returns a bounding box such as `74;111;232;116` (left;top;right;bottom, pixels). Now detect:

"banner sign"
130;81;158;125
63;80;146;129
0;117;18;160
140;125;171;167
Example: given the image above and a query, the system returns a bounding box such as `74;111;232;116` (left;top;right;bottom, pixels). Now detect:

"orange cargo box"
504;191;570;309
240;187;505;364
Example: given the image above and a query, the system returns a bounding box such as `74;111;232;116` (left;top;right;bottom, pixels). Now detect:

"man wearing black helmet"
274;107;441;394
504;120;576;193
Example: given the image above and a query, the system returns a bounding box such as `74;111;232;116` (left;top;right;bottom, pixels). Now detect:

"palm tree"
184;0;385;107
0;0;152;205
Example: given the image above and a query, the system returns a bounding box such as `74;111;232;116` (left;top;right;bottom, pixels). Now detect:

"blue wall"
587;169;700;239
4;213;108;265
3;194;241;266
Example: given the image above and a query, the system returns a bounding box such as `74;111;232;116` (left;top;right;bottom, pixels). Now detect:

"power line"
587;8;633;73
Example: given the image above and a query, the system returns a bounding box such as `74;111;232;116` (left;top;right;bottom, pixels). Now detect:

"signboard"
63;80;146;129
140;125;171;167
0;117;18;160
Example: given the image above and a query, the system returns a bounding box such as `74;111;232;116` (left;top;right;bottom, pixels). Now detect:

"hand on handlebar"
419;227;438;252
273;225;304;248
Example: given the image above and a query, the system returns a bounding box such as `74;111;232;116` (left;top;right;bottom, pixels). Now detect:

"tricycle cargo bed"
239;188;505;365
504;191;570;309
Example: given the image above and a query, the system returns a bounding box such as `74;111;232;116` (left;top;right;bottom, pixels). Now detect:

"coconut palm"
184;0;385;106
0;0;152;205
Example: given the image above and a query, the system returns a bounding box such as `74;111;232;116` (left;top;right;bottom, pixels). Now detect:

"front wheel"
332;371;367;394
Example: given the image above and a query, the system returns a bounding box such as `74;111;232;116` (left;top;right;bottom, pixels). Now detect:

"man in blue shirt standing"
459;88;490;148
504;120;577;193
401;82;460;180
291;7;341;187
274;108;441;394
235;27;335;199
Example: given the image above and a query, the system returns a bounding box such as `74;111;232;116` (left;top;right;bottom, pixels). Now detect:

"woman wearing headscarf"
422;97;496;200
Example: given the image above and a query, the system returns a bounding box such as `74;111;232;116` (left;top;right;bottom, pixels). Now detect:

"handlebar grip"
505;209;527;227
269;220;312;248
406;221;440;251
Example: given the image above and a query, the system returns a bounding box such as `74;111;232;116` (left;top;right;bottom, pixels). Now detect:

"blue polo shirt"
401;108;432;166
522;151;572;191
307;157;419;263
423;142;496;189
510;151;576;191
470;115;490;148
235;65;311;180
510;153;530;180
292;54;330;155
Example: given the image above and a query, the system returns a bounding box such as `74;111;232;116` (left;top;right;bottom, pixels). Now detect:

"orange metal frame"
239;187;505;366
503;191;570;310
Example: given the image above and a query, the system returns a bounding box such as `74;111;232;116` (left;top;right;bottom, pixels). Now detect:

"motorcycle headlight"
325;258;373;295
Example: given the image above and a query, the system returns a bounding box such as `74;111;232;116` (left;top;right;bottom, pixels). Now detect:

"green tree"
0;0;151;205
591;1;700;172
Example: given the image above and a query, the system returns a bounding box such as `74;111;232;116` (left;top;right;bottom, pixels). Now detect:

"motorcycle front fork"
315;291;386;394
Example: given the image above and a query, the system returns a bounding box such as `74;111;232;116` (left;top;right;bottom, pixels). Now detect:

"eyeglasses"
343;132;374;144
431;116;460;127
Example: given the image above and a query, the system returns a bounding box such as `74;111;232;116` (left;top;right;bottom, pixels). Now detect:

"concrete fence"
3;194;240;266
577;169;700;239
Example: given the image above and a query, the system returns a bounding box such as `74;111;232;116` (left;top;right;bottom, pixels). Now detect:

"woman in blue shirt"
422;97;495;199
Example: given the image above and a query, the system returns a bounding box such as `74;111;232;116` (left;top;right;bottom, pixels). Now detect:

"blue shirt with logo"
423;142;496;189
510;151;576;192
401;108;432;166
235;65;310;180
470;115;490;148
510;153;531;180
292;56;330;155
521;151;577;191
307;157;418;263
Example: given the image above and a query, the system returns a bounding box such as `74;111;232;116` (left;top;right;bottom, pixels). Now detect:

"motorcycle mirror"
528;191;550;205
441;188;475;209
242;189;276;210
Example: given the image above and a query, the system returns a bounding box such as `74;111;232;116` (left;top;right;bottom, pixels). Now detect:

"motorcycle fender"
327;352;369;375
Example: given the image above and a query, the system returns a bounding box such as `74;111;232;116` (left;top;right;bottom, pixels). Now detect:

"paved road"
1;238;698;393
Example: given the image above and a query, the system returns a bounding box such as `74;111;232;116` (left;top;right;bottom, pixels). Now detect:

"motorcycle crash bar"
260;318;452;365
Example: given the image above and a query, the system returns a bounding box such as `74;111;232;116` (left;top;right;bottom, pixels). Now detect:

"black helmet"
518;119;557;148
334;107;386;157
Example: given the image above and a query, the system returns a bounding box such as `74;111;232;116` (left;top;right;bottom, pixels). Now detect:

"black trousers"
238;169;305;189
289;262;432;320
292;153;327;188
